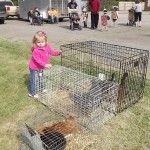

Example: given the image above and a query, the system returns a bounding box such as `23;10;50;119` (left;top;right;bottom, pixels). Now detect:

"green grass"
0;39;150;150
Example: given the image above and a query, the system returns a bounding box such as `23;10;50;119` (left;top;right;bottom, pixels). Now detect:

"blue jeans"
48;15;58;23
29;68;44;96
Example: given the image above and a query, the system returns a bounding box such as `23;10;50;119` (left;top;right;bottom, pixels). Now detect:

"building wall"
119;2;145;11
145;0;150;10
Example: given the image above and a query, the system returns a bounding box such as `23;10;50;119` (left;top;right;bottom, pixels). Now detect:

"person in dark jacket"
89;0;101;29
67;0;78;9
32;7;43;25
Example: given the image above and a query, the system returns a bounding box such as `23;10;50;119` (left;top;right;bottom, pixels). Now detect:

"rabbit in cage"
25;123;66;150
117;72;129;110
38;116;80;136
69;73;117;115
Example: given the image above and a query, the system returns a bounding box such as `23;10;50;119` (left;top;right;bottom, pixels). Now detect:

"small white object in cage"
39;72;42;77
98;73;105;81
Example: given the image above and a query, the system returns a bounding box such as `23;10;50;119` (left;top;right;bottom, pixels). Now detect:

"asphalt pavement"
0;11;150;76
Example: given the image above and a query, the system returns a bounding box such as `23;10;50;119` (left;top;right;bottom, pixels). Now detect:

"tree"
12;0;18;5
101;0;115;10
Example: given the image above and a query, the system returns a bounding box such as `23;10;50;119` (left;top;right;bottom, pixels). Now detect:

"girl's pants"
135;12;142;22
29;68;44;96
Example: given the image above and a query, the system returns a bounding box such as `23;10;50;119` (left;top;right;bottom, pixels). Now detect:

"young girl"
28;8;33;25
101;9;109;31
28;31;61;98
111;6;119;27
81;8;88;28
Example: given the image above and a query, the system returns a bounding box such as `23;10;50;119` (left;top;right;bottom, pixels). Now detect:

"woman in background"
134;0;142;27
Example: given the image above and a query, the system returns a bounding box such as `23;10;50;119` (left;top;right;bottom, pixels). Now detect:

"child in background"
81;8;88;28
28;8;34;25
101;9;108;31
111;6;119;27
28;31;61;98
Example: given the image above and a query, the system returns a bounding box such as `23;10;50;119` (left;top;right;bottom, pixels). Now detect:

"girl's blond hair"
32;31;48;46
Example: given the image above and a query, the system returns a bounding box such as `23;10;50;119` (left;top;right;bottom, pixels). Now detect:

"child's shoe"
33;94;39;99
28;93;39;99
28;93;32;97
42;89;48;93
135;22;138;27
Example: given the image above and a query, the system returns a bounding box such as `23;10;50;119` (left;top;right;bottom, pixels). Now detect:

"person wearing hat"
101;9;108;31
111;6;119;27
81;7;88;28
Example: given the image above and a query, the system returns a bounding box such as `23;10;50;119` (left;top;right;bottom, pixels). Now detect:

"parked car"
0;1;7;24
0;0;19;18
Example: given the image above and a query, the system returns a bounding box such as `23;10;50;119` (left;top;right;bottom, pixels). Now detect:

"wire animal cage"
19;109;66;150
19;109;98;150
34;65;118;131
60;41;149;112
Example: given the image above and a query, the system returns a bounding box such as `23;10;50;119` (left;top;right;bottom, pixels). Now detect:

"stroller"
69;10;82;31
127;7;135;26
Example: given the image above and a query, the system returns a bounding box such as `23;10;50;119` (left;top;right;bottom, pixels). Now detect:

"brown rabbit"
117;72;128;111
38;116;80;136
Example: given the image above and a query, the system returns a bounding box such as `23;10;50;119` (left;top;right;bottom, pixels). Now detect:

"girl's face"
36;37;46;48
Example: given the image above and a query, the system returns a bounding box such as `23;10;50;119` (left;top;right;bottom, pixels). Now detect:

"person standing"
81;8;88;28
134;0;142;27
101;9;108;31
28;8;34;25
89;0;101;29
67;0;78;25
111;6;119;27
28;31;61;98
67;0;78;9
67;0;78;15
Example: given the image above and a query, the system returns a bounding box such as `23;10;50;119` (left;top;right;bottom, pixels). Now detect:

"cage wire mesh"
34;65;118;131
60;41;149;112
19;108;99;150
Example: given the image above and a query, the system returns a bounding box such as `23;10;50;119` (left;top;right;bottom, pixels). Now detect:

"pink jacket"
101;14;107;26
29;44;60;70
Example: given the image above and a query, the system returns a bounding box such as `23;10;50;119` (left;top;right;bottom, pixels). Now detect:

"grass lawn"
0;39;149;150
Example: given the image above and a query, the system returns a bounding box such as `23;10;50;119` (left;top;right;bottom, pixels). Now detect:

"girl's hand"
59;50;65;58
59;50;62;55
45;64;52;69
